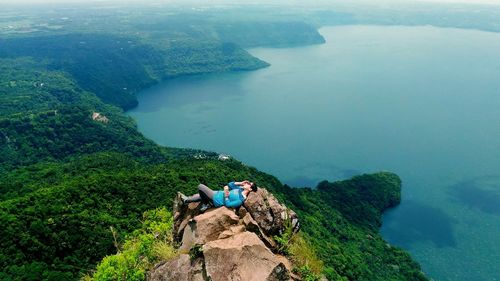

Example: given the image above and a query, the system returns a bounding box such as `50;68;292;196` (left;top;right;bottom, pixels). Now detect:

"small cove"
128;25;500;281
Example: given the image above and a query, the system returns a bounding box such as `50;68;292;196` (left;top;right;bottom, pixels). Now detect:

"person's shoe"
177;192;188;204
199;203;210;212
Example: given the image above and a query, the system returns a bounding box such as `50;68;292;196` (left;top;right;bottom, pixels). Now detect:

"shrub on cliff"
85;207;175;281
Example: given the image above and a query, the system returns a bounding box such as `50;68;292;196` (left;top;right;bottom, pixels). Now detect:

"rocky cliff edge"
148;188;301;281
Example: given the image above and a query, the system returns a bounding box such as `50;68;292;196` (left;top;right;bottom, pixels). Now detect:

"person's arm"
225;197;243;208
228;182;239;190
233;180;250;186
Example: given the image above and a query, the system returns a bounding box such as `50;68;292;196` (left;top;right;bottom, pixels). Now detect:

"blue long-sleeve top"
212;182;246;208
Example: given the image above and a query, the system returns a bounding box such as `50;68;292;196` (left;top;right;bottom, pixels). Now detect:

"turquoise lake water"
128;25;500;281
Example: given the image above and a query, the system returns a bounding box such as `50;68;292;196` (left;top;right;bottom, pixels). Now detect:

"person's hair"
250;182;257;192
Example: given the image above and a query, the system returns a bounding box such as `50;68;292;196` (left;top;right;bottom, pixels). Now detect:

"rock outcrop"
91;112;109;123
243;188;300;236
149;188;300;281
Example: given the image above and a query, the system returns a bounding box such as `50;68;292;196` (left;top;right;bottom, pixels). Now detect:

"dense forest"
0;4;428;281
0;35;267;110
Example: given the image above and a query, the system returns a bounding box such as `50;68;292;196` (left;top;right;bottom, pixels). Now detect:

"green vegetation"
0;59;166;170
161;41;269;78
214;21;325;48
0;58;89;116
0;152;282;280
0;152;427;280
84;207;176;281
0;35;156;109
0;35;267;110
275;226;324;281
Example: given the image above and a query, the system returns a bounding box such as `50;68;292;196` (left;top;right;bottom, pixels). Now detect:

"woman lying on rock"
179;181;257;211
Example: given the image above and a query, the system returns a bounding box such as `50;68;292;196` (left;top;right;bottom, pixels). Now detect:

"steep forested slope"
0;59;167;170
0;35;267;110
0;153;427;281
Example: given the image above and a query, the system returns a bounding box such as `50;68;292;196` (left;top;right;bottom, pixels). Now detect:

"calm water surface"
128;25;500;281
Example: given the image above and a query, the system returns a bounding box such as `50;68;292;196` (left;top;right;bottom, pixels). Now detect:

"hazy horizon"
1;0;500;6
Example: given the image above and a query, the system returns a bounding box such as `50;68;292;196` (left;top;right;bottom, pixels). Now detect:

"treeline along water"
128;25;500;281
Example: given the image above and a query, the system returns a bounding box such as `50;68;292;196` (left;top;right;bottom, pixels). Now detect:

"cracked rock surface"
148;188;300;281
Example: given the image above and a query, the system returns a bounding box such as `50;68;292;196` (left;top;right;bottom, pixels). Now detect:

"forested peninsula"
1;4;427;281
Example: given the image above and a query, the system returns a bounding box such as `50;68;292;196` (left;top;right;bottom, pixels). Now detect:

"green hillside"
0;35;267;110
0;153;427;281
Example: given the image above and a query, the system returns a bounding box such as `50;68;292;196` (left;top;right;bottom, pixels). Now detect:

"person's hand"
224;190;230;198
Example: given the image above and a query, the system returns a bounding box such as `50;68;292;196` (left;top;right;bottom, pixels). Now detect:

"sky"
1;0;500;4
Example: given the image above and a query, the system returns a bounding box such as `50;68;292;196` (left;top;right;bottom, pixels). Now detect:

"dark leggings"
185;184;215;204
